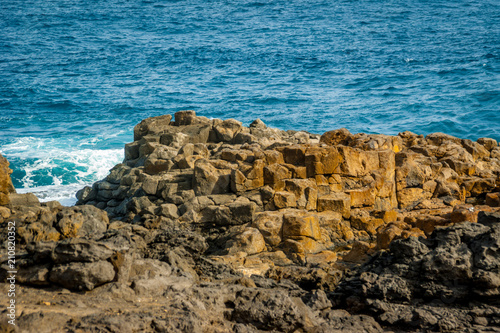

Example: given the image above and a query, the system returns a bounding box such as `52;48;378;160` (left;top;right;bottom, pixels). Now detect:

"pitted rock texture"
334;211;500;331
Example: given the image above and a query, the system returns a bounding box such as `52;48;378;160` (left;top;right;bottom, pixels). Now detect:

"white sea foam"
1;136;125;206
17;184;84;206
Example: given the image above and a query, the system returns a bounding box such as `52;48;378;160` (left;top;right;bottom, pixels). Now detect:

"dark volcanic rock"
334;213;500;331
319;310;383;333
17;312;71;333
17;264;52;286
51;238;115;264
49;260;116;291
231;288;321;332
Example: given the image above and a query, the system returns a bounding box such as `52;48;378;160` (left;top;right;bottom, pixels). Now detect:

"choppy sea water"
1;0;499;205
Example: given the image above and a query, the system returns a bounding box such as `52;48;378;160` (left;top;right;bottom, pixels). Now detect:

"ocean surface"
1;0;499;205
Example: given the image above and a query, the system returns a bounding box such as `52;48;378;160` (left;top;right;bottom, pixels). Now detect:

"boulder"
425;132;462;146
349;133;403;153
317;212;354;242
51;238;115;264
126;196;154;214
284;179;318;210
213;119;243;142
193;159;234;195
134;114;172;140
17;264;52;286
320;128;352;146
250;118;267;129
56;205;108;239
144;158;174;175
159;203;179;219
226;227;266;255
338;146;380;178
228;198;257;225
126;258;184;296
449;204;478;223
485;192;500;207
347;187;376;208
263;150;285;165
174;110;197;126
350;211;384;236
159;124;211;147
17;223;61;243
304;146;342;177
251;211;284;246
279;145;306;166
397;187;429;210
9;193;40;207
342;241;374;262
306;251;338;266
376;222;405;249
462;139;490;160
76;186;94;203
231;289;321;331
273;191;297;209
477;137;498;151
282;212;321;241
49;260;116;291
231;159;265;193
0;206;11;221
264;163;292;186
317;193;351;219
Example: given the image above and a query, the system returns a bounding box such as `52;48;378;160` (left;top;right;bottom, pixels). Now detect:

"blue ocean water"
1;0;499;205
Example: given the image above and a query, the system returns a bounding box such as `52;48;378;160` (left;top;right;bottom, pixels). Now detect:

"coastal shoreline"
1;111;499;332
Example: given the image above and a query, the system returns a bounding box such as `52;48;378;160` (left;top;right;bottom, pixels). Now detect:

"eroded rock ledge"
0;111;499;332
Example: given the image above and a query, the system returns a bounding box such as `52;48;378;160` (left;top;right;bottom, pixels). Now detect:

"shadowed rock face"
1;112;500;332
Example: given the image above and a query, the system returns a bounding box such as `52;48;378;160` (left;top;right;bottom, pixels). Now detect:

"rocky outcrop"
335;212;500;332
0;199;109;245
1;112;500;332
74;111;500;274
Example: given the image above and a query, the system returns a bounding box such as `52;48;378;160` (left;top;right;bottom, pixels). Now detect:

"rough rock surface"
335;212;500;332
0;154;15;206
74;111;500;268
1;112;500;332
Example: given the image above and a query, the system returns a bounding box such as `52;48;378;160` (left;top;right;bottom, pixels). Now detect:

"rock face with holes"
1;112;500;332
335;212;500;332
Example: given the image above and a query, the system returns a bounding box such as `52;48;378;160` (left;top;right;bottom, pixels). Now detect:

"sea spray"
0;137;123;205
